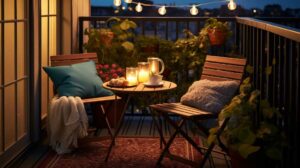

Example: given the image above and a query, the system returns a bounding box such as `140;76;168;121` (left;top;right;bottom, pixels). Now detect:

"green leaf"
265;66;272;76
248;90;260;105
207;135;217;145
120;20;130;30
238;144;260;158
209;127;219;134
121;41;134;51
246;65;254;74
266;147;282;160
272;57;276;65
237;128;256;144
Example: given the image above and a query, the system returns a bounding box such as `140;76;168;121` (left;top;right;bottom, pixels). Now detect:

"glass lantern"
137;62;150;83
126;67;138;86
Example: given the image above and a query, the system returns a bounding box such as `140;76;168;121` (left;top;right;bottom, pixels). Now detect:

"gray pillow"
180;79;239;114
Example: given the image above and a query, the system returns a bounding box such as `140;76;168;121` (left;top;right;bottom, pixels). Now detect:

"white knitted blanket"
48;96;88;154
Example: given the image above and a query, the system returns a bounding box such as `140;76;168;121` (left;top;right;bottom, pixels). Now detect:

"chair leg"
163;114;204;155
157;119;186;166
149;109;167;148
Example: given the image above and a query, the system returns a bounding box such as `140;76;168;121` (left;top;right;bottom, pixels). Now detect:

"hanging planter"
207;28;226;46
99;29;114;47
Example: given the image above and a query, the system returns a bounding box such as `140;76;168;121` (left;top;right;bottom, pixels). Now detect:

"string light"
124;0;132;3
228;0;237;11
158;6;167;15
135;2;143;12
190;5;199;16
113;0;122;7
120;0;237;15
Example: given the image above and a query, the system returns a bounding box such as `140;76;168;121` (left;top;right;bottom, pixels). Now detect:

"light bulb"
124;0;132;3
158;6;167;15
113;0;121;7
228;0;237;11
135;3;143;12
190;5;198;16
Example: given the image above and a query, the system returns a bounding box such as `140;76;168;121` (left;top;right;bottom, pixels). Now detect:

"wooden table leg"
105;95;131;162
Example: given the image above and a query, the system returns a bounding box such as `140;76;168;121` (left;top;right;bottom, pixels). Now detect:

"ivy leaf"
266;147;282;160
238;144;260;158
207;134;217;145
272;57;276;65
248;90;260;106
265;66;272;76
237;128;256;144
121;41;134;51
246;65;254;74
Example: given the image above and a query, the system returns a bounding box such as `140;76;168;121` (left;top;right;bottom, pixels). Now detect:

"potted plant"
200;18;232;46
134;35;160;54
83;17;137;67
208;75;286;168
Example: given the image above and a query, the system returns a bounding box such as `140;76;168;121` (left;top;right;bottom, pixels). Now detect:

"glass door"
0;0;30;165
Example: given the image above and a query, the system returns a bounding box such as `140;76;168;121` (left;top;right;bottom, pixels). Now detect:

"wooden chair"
149;55;247;167
50;53;121;137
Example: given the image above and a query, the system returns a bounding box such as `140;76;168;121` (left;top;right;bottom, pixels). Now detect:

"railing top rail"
78;16;237;22
236;17;300;42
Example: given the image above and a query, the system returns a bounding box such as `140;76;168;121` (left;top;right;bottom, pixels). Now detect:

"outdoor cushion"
43;61;113;98
180;79;239;114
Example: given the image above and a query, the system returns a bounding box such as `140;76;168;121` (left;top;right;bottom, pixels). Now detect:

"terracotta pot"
229;150;256;168
207;28;226;46
99;31;114;47
141;44;159;53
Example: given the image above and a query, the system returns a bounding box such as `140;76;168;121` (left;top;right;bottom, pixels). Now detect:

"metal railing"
78;16;300;168
78;16;237;53
236;17;300;168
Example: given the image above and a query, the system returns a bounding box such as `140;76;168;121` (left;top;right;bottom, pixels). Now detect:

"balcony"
0;1;300;168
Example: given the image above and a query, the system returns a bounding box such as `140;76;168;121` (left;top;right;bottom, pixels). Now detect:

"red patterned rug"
37;137;202;168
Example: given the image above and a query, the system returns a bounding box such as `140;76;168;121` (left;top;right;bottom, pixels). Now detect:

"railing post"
79;17;84;53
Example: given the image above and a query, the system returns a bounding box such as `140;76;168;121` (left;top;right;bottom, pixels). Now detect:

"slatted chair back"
51;53;98;67
49;52;119;137
201;55;247;83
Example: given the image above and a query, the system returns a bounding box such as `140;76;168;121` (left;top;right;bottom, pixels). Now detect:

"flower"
96;63;125;82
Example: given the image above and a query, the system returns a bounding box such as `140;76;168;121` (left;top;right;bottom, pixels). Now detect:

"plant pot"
229;150;256;168
99;31;114;47
207;28;226;46
141;44;159;53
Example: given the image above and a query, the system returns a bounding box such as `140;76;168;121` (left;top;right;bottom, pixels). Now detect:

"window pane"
17;22;26;78
41;17;48;119
4;85;16;149
41;0;48;15
17;0;25;19
4;23;15;84
0;88;2;154
0;22;2;154
49;0;56;15
4;0;14;20
49;17;56;57
17;80;28;139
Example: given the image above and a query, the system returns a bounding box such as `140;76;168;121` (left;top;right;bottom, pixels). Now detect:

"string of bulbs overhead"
113;0;237;15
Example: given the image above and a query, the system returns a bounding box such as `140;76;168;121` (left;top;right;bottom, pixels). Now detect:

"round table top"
103;80;177;93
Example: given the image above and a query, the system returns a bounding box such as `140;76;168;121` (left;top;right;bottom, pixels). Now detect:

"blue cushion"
43;61;113;98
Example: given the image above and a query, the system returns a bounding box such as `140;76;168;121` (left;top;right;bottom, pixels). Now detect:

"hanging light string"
115;0;237;15
124;0;230;8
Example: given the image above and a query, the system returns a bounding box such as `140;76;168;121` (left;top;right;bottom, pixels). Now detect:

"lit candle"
138;70;149;83
138;62;150;83
126;67;137;86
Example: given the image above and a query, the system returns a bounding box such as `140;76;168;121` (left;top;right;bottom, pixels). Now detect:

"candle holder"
137;62;150;83
126;67;138;86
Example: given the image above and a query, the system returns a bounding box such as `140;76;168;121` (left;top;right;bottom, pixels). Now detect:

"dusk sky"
91;0;300;9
